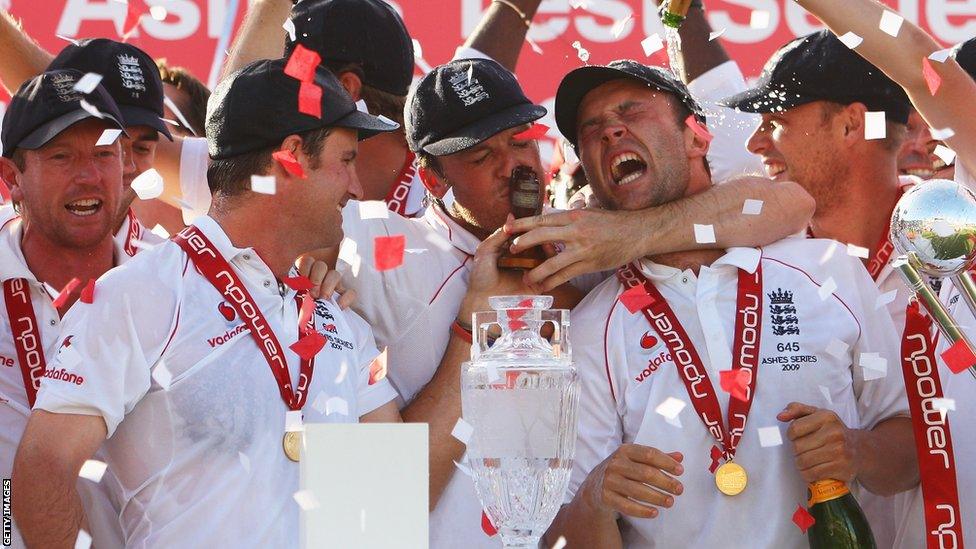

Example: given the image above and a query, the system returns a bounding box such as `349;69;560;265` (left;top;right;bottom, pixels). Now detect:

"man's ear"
419;165;450;199
841;102;869;144
271;134;307;180
0;157;24;204
337;71;363;102
684;116;711;161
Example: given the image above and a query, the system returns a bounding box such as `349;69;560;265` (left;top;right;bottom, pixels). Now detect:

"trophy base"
497;256;545;270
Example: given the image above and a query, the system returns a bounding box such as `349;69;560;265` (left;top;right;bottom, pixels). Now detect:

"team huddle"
0;0;974;547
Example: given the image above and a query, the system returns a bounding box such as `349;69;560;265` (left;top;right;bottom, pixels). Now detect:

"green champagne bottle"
662;0;694;28
806;479;877;549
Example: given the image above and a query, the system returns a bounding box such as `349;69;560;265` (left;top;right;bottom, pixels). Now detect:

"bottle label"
807;479;850;506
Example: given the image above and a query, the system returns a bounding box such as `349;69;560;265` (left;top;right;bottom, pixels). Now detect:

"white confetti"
930;127;955;140
285;410;304;432
641;34;664;57
412;38;424;60
452;418;474;444
933;397;956;423
325;396;349;416
454;457;473;477
293;489;321;511
239;451;251;473
131;168;164;200
150;224;170;239
818;241;840;265
932;219;954;237
846;243;869;259
250;175;276;195
757;426;783;447
859;352;888;380
825;339;849;359
864;111;887;140
73;72;102;94
527;37;543;55
377;115;397;127
818;277;837;300
929;48;953;63
694;224;716;244
283;18;296;42
337;237;361;277
934;145;956;166
95;128;122;146
875;289;898;310
152;360;173;390
334;359;349;384
611;14;633;38
655;396;686;420
149;5;167;20
57;34;81;46
571;40;590;63
569;0;589;8
79;99;104;119
749;10;770;29
742;199;763;215
838;32;863;49
819;385;833;405
879;10;904;37
355;99;369;113
78;460;107;483
708;29;725;41
552;536;568;549
74;530;92;549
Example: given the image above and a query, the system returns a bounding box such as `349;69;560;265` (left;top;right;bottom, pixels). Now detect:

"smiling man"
546;60;917;548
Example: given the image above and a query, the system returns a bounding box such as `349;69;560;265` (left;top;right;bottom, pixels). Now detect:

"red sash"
2;278;45;407
617;262;763;470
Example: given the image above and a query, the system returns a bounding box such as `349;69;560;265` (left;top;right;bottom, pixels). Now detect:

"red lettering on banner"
3;278;47;406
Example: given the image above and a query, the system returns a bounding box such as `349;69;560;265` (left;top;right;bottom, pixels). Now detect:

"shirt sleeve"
687;61;764;183
343;307;397;417
33;255;181;437
566;288;625;503
178;137;212;225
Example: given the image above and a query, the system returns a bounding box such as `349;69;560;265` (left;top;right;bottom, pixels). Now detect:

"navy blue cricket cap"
555;59;706;148
48;38;172;140
2;69;126;158
206;57;399;160
721;30;911;124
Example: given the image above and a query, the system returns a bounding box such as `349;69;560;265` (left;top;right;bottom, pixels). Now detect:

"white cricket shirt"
568;239;908;548
0;206;127;549
34;215;396;547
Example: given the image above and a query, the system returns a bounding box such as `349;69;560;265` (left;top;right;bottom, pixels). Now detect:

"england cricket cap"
721;30;911;124
952;37;976;81
2;69;126;158
285;0;414;96
48;38;172;140
555;59;705;148
406;58;546;156
206;57;399;160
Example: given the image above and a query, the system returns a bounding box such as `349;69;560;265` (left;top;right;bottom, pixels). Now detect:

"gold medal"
714;461;748;496
283;431;302;462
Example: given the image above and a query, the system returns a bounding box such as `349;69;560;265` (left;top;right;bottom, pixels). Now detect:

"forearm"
461;0;542;71
220;0;293;81
853;416;918;495
12;453;87;546
545;496;622;549
0;10;53;93
640;178;814;256
673;7;730;83
399;331;470;510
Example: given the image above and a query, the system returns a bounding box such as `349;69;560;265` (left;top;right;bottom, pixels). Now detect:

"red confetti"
685;115;713;143
368;350;388;385
52;278;82;309
284;44;322;83
922;57;942;96
289;331;327;360
284;275;314;292
941;339;976;374
298;294;315;328
272;150;306;179
719;368;750;401
619;284;655;314
374;235;406;271
298;81;323;119
481;511;497;537
79;278;96;304
792;505;816;534
512;123;550;141
122;0;150;38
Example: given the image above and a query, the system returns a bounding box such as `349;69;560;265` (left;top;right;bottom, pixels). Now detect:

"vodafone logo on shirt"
635;331;671;384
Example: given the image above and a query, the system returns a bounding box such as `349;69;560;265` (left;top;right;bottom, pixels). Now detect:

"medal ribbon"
173;226;314;411
616;262;763;470
901;302;964;549
123;209;143;258
3;278;46;407
385;151;417;217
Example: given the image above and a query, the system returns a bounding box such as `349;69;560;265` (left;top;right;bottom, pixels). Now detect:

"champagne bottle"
662;0;694;29
806;480;877;549
497;166;547;270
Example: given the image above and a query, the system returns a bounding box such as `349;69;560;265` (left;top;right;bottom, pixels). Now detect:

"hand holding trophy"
890;179;976;379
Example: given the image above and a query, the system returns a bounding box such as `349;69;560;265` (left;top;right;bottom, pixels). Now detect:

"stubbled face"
437;124;545;235
575;79;692;211
898;110;942;179
11;119;124;249
300;127;363;249
116;124;159;228
747;102;849;210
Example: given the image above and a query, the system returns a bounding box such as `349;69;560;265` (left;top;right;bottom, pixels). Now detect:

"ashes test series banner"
11;0;976;112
